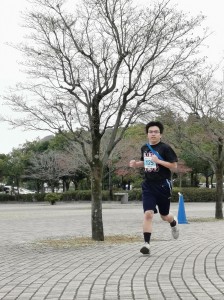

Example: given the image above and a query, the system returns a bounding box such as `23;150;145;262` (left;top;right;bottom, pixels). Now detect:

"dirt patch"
34;234;142;249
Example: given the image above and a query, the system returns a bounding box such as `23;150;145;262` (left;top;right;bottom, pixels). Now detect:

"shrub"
45;193;62;205
126;189;142;201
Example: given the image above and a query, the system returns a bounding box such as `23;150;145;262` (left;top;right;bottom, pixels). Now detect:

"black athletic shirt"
140;141;178;182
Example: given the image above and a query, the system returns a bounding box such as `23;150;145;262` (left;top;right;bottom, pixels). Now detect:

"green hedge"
0;193;16;202
0;193;45;202
61;190;111;201
122;187;216;202
172;187;216;202
61;188;216;202
126;189;142;201
0;188;217;203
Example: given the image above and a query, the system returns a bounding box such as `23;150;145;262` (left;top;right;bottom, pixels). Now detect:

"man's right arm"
129;160;144;168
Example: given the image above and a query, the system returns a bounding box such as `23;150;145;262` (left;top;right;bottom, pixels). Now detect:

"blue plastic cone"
177;193;188;224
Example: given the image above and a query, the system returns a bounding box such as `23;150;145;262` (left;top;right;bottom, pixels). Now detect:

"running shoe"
171;216;179;239
140;243;150;254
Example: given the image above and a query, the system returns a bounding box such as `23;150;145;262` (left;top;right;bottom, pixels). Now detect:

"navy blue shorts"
141;179;172;215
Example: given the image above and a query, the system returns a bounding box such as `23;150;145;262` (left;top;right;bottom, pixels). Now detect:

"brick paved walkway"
0;201;224;300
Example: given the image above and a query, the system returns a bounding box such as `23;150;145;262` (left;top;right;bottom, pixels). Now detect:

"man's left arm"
151;154;177;170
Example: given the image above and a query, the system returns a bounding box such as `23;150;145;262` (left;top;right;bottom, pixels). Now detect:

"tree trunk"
65;179;70;191
215;141;223;219
215;166;223;219
62;177;70;191
190;173;193;186
91;162;104;241
179;173;182;188
205;176;209;188
108;165;113;201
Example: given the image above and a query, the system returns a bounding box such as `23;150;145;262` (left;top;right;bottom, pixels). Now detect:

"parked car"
14;188;36;194
3;185;13;193
198;183;206;188
4;186;36;194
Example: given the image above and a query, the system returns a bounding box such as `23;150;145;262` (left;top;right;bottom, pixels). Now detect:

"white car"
15;188;36;194
3;185;13;193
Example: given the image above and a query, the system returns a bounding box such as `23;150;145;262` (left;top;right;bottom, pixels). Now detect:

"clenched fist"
129;160;136;168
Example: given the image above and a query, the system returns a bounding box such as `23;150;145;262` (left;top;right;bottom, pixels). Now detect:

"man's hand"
150;154;177;170
129;160;136;168
151;154;160;163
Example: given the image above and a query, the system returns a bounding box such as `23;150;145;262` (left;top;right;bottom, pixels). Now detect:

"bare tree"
2;0;207;240
26;149;81;191
168;68;224;218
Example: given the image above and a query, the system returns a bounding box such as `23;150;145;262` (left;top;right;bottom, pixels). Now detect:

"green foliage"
16;194;36;202
22;139;52;154
32;193;45;202
62;190;91;201
131;177;143;189
45;193;62;204
0;193;45;202
124;123;145;139
126;189;142;201
0;188;217;203
61;190;110;201
118;187;216;202
172;187;216;202
0;193;16;202
48;133;71;150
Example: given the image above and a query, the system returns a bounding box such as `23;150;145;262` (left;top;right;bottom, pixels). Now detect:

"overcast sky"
0;0;224;154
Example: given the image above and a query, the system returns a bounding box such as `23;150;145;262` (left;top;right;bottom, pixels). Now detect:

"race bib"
144;155;156;170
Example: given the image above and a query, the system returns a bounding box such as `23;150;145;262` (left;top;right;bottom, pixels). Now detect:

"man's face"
147;126;161;145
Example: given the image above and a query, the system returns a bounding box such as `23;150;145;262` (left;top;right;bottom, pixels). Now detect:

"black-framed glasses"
148;130;160;134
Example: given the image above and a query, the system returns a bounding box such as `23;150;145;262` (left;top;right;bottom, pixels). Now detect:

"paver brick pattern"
0;201;224;299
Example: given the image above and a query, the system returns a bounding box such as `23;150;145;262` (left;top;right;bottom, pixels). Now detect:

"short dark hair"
145;121;164;134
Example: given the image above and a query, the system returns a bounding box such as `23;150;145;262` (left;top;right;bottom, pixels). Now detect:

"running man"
129;121;179;255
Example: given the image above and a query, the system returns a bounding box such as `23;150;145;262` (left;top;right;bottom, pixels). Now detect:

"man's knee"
144;210;154;220
160;214;171;222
